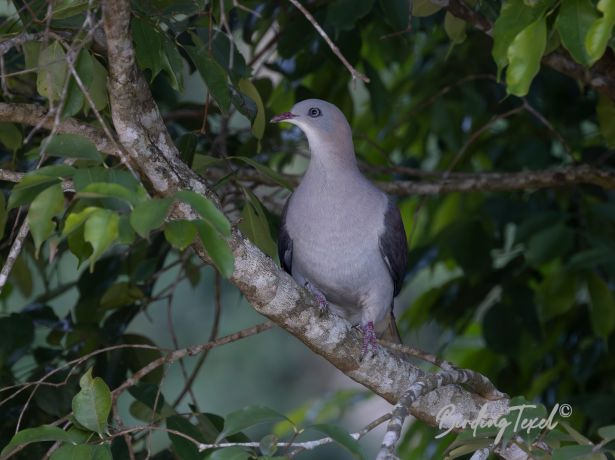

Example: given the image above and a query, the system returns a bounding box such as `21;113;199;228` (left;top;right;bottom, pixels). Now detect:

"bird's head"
270;99;353;152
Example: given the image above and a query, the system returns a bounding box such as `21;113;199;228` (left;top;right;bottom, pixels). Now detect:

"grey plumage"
272;99;408;353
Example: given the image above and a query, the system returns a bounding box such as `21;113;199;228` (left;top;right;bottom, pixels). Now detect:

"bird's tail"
379;311;402;344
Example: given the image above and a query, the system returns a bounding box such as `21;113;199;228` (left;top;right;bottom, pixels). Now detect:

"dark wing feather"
378;199;408;297
278;196;293;274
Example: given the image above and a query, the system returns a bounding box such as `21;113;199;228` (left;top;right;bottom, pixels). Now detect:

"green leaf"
208;447;251;460
566;247;615;270
73;167;139;192
185;45;231;113
379;0;410;30
78;182;138;206
412;0;442;17
52;0;93;19
43;133;103;161
62;48;94;118
68;226;93;265
526;224;574;265
63;206;100;235
238;79;266;143
164;219;197;250
123;335;164;384
238;192;277;260
8;175;60;209
259;434;278;456
118;215;135;244
176;132;197;167
132;17;164;79
195;220;235;278
326;0;375;31
551;445;594;460
598;424;615;442
27;183;65;256
535;270;578;319
505;16;547;97
586;272;615;339
100;282;144;309
492;0;553;76
555;0;598;65
309;424;365;460
167;415;206;460
0;122;22;152
72;368;112;435
32;165;77;178
217;405;290;442
585;0;615;65
50;443;113;460
37;41;68;102
161;34;184;91
86;55;109;112
597;95;615;148
130;197;173;238
83;208;119;270
229;157;293;190
444;12;467;44
1;425;79;457
175;191;230;237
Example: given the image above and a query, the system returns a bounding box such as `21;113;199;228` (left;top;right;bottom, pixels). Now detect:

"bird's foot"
360;321;377;360
304;281;328;315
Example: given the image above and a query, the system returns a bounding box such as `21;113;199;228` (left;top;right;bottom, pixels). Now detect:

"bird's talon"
359;321;378;360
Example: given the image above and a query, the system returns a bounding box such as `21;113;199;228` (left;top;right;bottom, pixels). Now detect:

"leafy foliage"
0;0;614;459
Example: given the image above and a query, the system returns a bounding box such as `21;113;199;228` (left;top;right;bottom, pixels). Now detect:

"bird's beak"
270;112;296;123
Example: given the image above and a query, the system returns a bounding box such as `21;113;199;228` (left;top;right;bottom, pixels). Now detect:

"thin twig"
0;221;30;295
112;322;275;401
287;0;369;83
376;369;507;459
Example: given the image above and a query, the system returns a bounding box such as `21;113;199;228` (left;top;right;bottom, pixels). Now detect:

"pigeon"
271;99;408;356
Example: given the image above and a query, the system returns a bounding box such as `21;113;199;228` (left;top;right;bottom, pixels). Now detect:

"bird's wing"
278;196;293;274
378;199;408;297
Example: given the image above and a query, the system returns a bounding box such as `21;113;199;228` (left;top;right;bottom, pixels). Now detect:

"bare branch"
211;163;615;196
0;102;119;157
112;322;275;400
287;0;370;83
382;164;615;195
0;221;29;296
376;368;507;460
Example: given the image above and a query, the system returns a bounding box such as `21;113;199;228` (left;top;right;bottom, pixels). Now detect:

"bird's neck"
304;135;360;179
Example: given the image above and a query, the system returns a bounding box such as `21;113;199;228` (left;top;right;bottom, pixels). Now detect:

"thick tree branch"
101;0;509;436
445;0;615;102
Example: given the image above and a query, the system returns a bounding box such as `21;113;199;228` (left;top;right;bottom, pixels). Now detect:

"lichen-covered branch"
101;0;509;435
376;368;507;460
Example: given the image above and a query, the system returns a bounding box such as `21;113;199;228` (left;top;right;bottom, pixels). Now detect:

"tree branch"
287;0;370;83
0;102;119;157
214;163;615;196
101;0;509;444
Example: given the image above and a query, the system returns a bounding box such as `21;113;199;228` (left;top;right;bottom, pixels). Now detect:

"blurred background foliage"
0;0;614;458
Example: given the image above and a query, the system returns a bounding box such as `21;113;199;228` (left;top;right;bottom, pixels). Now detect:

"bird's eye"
308;107;322;118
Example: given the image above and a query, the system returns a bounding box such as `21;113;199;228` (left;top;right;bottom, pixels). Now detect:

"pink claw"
360;321;377;359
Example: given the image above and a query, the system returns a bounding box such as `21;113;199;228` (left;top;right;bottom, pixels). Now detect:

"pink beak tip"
270;112;296;123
